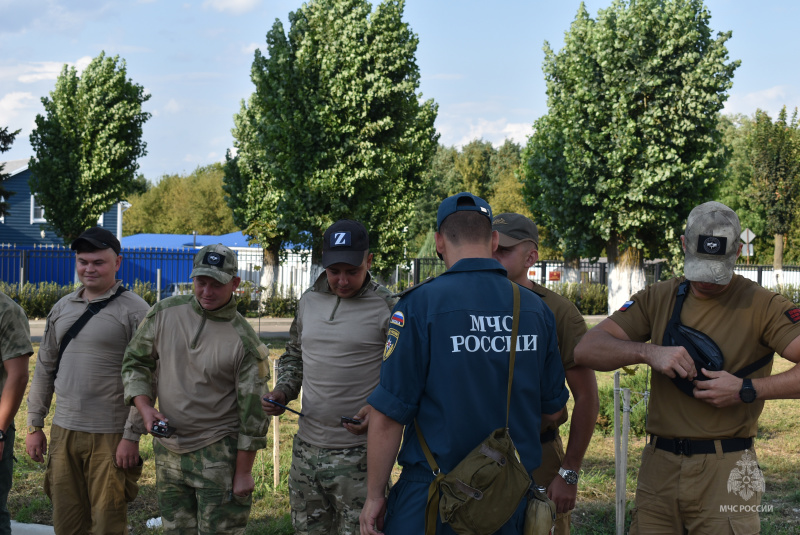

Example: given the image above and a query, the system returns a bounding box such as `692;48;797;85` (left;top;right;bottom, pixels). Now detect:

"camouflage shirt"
0;291;33;396
122;294;270;453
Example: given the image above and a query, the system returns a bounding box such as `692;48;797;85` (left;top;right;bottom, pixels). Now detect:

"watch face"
740;388;756;403
561;469;578;485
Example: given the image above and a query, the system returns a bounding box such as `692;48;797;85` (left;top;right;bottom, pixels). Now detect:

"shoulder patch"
785;308;800;324
619;300;635;312
390;311;405;328
392;276;435;299
384;328;400;360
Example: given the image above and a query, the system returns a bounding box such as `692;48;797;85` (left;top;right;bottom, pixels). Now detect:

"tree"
124;164;239;236
748;106;800;283
454;139;495;200
0;126;20;217
28;52;150;243
522;0;738;310
227;0;438;275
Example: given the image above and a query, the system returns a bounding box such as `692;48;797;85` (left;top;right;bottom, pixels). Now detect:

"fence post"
619;388;631;535
413;258;421;286
614;372;621;534
757;266;763;287
273;358;280;490
156;269;162;302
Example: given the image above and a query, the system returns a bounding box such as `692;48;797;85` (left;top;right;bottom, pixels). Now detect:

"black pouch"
663;320;724;396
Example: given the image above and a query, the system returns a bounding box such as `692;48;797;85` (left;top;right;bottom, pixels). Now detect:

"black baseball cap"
322;220;369;268
71;227;121;255
436;192;492;229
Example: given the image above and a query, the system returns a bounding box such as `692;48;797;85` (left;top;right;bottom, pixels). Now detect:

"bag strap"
54;286;127;380
416;280;521;535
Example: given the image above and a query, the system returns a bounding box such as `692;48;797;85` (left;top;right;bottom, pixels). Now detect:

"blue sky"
1;0;798;182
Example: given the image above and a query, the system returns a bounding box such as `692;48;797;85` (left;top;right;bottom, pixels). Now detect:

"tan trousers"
629;441;763;535
45;424;141;535
531;434;571;535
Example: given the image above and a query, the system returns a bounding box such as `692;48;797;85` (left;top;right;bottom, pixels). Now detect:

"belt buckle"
674;438;692;456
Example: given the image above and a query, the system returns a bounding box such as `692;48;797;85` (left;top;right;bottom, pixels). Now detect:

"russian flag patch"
619;300;635;312
390;311;405;328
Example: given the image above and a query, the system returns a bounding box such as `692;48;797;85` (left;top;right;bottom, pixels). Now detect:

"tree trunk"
607;235;646;315
563;256;581;283
774;233;784;288
259;240;281;298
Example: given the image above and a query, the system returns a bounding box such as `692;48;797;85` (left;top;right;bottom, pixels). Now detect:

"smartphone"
341;416;362;426
263;398;305;417
151;420;176;438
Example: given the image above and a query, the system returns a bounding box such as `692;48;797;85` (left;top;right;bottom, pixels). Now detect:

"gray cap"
684;202;740;285
492;213;539;248
190;244;238;284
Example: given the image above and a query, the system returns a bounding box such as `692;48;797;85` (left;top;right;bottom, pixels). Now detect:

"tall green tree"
29;52;150;243
522;0;738;310
228;0;438;274
0;126;20;217
454;139;495;200
124;164;239;236
748;106;800;281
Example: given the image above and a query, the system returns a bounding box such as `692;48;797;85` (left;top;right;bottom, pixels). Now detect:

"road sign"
741;228;756;243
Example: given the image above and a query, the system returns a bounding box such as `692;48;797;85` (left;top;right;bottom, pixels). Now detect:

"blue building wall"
0;160;120;247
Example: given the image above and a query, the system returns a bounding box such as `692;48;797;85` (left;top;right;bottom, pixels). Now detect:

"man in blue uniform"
360;192;569;535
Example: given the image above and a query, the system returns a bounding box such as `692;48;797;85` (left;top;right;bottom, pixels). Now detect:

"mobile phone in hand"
341;416;362;426
151;420;176;438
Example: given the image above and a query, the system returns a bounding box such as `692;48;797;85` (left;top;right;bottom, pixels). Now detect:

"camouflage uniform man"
123;244;270;534
262;220;395;535
26;226;148;535
0;291;32;535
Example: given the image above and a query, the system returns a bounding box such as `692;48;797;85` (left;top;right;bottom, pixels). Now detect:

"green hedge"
548;282;608;315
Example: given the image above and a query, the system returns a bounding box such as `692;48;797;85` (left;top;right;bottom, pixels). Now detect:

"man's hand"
232;472;255;497
643;344;697;380
343;405;371;436
261;390;287;416
115;438;140;469
25;430;47;463
547;473;577;514
693;369;743;408
360;496;387;535
132;395;167;433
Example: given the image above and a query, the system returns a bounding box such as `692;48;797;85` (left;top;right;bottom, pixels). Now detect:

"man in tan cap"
575;201;800;533
123;244;270;534
491;212;598;534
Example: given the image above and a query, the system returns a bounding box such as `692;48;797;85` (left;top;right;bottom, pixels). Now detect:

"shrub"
129;280;158;306
0;281;77;319
261;286;299;318
596;367;651;437
549;282;608;314
772;284;800;304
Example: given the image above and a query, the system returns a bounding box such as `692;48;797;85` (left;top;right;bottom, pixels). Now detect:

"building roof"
0;159;30;177
121;231;258;249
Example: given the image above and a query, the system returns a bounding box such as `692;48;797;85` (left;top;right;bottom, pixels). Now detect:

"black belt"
540;429;558;444
651;435;753;456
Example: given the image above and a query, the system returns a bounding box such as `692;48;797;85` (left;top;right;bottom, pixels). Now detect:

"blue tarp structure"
121;231;259;249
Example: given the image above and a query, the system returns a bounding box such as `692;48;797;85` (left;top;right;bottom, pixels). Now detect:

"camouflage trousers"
154;436;252;534
289;436;368;535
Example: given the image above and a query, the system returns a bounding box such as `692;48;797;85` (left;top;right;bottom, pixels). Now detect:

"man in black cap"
263;219;396;535
26;226;149;534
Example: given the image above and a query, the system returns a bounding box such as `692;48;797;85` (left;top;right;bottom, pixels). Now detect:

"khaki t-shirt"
610;275;800;439
0;291;33;396
529;281;587;431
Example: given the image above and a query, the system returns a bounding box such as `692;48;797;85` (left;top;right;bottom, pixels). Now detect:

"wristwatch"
739;378;757;404
0;429;5;442
558;467;579;485
28;426;42;434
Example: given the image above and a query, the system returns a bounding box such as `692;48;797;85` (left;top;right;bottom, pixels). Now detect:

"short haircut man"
360;193;569;534
0;291;32;535
492;212;599;534
263;219;395;535
123;243;270;534
575;201;800;532
26;226;149;534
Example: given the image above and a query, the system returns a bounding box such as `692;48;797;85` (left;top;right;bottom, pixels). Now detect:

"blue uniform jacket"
368;257;569;476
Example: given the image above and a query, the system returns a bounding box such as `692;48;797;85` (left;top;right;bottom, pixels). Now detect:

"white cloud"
723;85;800;117
0;92;39;124
202;0;261;15
444;118;533;148
163;99;182;113
74;55;93;72
13;61;64;83
242;42;260;55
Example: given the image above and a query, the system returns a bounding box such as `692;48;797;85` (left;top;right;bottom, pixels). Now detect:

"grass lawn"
9;338;800;534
